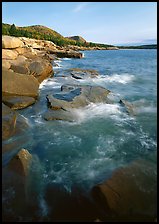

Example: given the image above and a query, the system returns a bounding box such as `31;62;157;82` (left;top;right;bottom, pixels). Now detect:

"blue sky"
2;2;157;45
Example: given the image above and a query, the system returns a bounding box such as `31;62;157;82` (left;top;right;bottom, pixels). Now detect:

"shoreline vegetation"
2;23;157;221
2;23;157;50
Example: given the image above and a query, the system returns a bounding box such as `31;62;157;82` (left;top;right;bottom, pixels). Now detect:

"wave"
71;103;122;123
62;58;72;61
103;73;135;84
73;73;135;86
39;78;61;89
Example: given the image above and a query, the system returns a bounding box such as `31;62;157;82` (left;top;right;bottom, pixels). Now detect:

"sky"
2;2;157;45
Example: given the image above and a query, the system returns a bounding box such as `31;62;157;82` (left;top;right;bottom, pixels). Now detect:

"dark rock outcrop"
47;49;83;58
120;99;135;115
91;159;157;222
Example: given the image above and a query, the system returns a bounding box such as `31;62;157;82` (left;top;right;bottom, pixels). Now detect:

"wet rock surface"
44;85;111;121
70;68;100;79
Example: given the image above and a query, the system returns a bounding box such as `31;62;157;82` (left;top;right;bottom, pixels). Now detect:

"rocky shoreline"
2;35;156;222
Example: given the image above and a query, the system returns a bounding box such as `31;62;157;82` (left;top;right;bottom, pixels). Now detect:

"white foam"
74;73;135;86
94;73;135;84
72;103;122;123
62;58;71;60
39;78;61;89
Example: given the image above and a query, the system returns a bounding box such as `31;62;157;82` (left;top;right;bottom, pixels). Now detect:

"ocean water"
3;49;157;221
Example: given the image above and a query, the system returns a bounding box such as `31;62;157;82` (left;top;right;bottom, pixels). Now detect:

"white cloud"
73;2;89;13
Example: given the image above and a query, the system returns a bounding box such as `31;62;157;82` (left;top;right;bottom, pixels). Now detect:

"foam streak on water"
71;103;122;123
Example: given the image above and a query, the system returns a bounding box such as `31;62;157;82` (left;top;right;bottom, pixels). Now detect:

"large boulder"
2;68;39;98
91;159;157;222
2;95;36;110
2;35;24;49
2;49;18;60
28;58;53;82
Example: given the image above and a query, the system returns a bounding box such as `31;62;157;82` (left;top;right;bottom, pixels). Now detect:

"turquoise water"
3;50;157;221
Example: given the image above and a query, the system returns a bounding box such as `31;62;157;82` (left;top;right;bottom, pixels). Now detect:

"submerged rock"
119;99;135;115
2;95;36;110
91;159;157;222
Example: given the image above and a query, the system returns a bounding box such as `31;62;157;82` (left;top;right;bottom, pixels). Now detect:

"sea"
3;49;157;221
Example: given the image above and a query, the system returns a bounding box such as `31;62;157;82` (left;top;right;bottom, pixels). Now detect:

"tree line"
2;23;113;48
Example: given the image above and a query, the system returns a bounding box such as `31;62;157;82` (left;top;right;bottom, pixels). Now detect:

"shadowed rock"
91;159;157;222
44;183;100;222
2;149;33;221
8;149;32;177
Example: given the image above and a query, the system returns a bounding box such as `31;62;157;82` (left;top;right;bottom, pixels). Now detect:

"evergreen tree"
9;24;17;36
